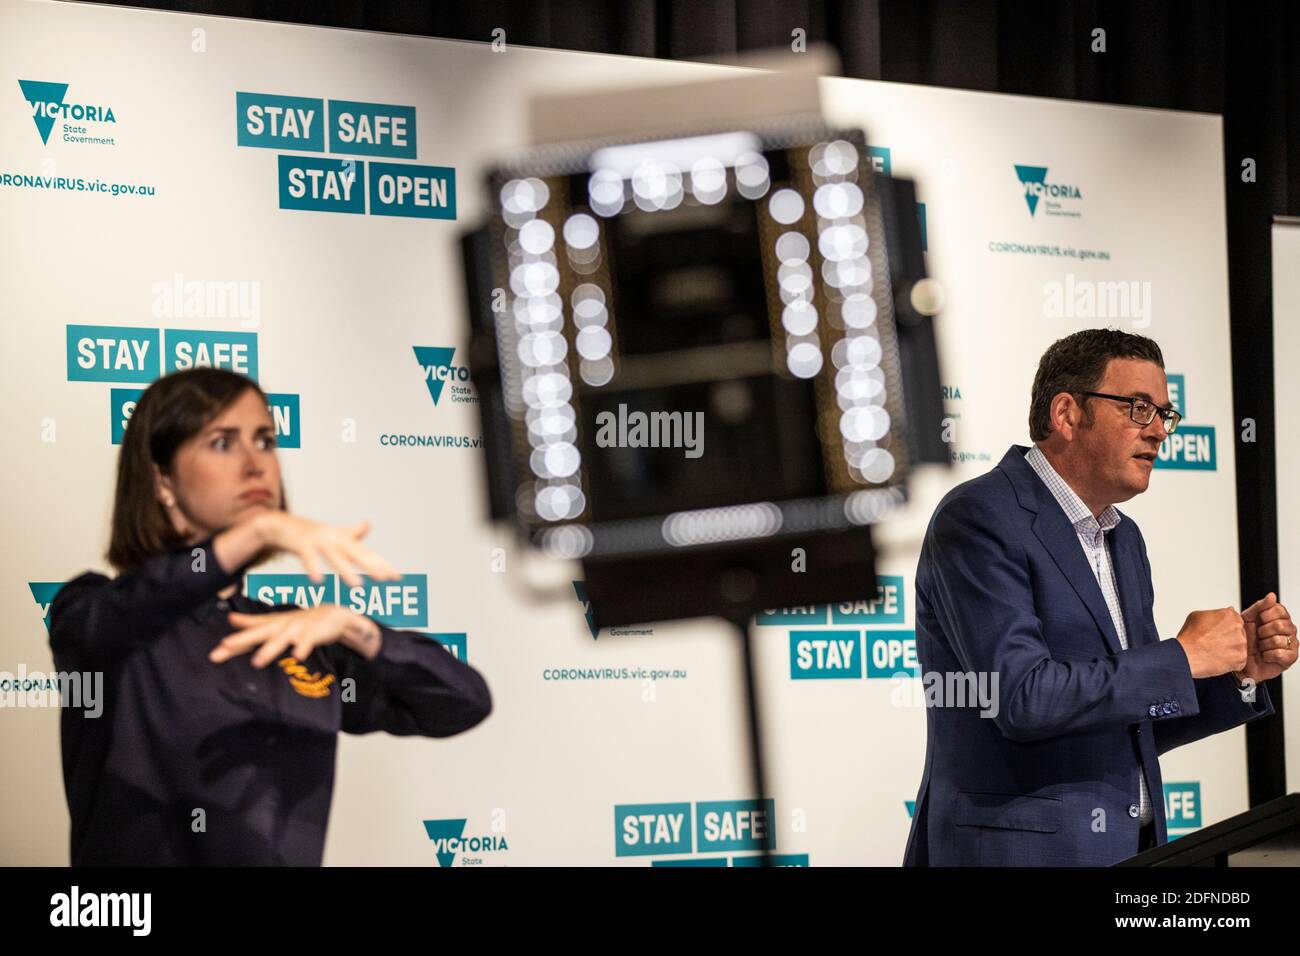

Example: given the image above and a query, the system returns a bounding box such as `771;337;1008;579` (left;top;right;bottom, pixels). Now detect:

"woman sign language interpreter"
50;367;491;866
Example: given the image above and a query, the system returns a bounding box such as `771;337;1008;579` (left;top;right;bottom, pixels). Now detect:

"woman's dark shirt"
48;533;492;865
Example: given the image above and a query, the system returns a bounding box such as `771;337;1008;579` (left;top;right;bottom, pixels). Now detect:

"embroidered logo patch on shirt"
277;656;336;699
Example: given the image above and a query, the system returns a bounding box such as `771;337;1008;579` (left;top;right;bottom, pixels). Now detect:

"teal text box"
368;161;456;219
278;155;365;214
865;630;919;678
110;387;145;444
831;575;906;624
1154;425;1215;471
164;328;258;380
1163;781;1202;829
236;92;325;151
696;799;775;853
246;574;338;608
328;99;417;158
67;325;158;383
789;630;861;679
615;803;692;857
266;392;300;448
756;606;827;626
341;574;428;627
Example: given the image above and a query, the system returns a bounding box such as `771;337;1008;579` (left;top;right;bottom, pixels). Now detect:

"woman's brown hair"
106;367;287;574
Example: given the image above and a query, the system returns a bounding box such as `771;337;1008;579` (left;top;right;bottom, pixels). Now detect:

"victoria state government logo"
422;817;508;867
413;346;476;406
19;79;118;146
1014;164;1082;219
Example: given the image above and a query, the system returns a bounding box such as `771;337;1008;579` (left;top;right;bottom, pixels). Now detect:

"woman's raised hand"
251;513;400;589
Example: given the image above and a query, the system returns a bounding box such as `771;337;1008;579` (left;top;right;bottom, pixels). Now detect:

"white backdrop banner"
0;0;1245;865
1272;219;1300;797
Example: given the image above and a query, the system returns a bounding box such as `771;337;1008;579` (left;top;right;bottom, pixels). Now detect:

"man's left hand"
1239;592;1298;683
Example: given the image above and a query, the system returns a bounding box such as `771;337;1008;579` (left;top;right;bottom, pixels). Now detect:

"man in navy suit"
903;329;1296;866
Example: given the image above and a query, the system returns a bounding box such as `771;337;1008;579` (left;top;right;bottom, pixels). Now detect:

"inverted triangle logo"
19;79;68;145
1014;164;1048;216
29;582;65;634
414;346;456;405
572;580;599;639
422;818;467;868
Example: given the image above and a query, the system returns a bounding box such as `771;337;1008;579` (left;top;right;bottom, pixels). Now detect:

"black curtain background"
86;0;1298;803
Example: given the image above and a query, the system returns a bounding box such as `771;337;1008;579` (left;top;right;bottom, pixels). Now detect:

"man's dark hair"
1028;329;1165;441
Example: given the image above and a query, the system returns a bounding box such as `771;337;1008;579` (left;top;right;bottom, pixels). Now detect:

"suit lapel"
1029;507;1125;656
999;445;1124;657
1108;521;1151;649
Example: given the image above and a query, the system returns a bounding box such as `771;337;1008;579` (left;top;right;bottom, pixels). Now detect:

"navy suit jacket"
902;444;1274;866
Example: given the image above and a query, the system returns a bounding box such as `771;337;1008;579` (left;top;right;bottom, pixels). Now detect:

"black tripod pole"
728;614;773;866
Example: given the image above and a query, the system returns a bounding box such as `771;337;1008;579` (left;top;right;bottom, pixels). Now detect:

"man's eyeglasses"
1078;391;1182;433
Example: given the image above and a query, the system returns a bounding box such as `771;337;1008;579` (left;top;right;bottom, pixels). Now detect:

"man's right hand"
1175;607;1248;678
